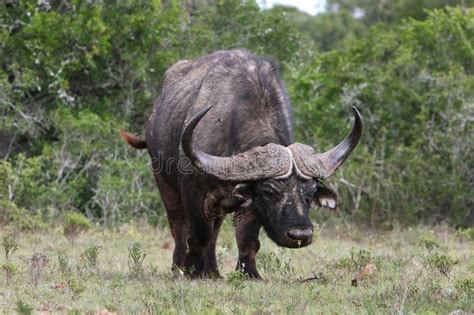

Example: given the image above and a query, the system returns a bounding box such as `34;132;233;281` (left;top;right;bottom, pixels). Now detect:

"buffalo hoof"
238;268;262;280
204;269;222;279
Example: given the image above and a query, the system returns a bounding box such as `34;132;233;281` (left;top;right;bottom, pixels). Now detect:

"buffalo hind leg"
154;174;187;272
234;210;262;279
167;210;187;272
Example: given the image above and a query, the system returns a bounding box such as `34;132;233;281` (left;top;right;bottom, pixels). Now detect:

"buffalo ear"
219;183;253;212
314;183;337;210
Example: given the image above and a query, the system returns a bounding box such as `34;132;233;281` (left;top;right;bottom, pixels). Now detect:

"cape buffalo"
121;49;362;279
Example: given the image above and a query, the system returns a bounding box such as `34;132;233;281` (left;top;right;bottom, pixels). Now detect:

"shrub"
226;270;248;288
455;228;474;241
455;277;474;295
289;8;474;227
0;0;301;227
0;1;471;228
80;245;101;269
63;211;91;243
336;248;374;271
1;262;18;285
67;276;86;300
15;300;33;315
425;252;458;278
419;235;440;250
2;236;18;260
258;251;295;278
128;243;146;278
57;252;70;276
28;252;49;286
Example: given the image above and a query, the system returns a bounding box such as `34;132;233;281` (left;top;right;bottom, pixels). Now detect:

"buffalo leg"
234;210;262;279
184;218;212;277
181;187;212;277
154;174;187;271
203;216;224;278
167;209;187;271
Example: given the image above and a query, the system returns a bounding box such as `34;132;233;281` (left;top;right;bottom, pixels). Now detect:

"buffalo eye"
303;189;314;206
261;186;279;200
303;182;318;206
234;194;246;204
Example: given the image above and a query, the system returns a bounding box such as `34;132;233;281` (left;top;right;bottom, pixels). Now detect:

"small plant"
419;235;440;250
128;243;146;277
28;251;49;286
104;304;119;314
258;251;294;277
67;276;86;300
336;248;374;271
455;228;474;241
57;252;70;276
141;287;160;313
226;270;247;288
350;248;373;271
81;245;101;269
2;236;18;260
454;277;474;295
1;262;18;285
16;299;33;315
63;211;92;244
425;252;458;278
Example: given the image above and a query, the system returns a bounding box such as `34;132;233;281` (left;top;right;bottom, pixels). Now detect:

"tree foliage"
0;1;472;227
0;0;301;226
275;0;470;51
289;8;473;226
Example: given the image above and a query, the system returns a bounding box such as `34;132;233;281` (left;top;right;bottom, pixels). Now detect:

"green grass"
0;219;472;314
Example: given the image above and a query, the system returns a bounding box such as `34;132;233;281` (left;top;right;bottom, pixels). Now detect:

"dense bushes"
0;0;302;226
0;1;472;227
290;8;473;226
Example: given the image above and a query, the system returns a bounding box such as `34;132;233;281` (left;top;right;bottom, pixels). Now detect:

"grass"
0;219;472;314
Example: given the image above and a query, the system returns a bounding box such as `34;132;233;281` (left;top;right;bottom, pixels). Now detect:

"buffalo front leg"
203;216;224;278
234;210;262;279
180;186;213;278
184;218;213;278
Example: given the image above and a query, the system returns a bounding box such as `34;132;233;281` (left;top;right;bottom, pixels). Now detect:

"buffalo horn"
181;106;292;181
289;107;363;179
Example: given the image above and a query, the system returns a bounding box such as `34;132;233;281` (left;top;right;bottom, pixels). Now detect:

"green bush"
0;1;471;228
2;236;18;260
290;8;473;227
1;262;18;285
63;211;91;243
425;252;459;278
128;242;146;278
67;276;86;300
0;0;301;226
15;300;33;315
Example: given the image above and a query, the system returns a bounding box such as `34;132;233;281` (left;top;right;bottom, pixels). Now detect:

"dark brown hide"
121;50;362;279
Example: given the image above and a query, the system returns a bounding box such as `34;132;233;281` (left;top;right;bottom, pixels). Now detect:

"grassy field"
0;218;472;314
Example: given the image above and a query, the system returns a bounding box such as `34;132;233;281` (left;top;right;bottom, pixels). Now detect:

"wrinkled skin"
254;177;318;248
124;50;341;279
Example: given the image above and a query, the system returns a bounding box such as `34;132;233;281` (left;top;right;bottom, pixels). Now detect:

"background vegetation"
1;1;473;314
1;0;473;229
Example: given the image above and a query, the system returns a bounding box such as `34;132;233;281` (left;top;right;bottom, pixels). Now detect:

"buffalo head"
181;106;362;248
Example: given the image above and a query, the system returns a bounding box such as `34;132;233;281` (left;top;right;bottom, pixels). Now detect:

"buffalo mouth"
263;224;314;248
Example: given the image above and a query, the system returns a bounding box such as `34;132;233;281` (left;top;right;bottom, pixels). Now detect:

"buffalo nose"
287;227;313;243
